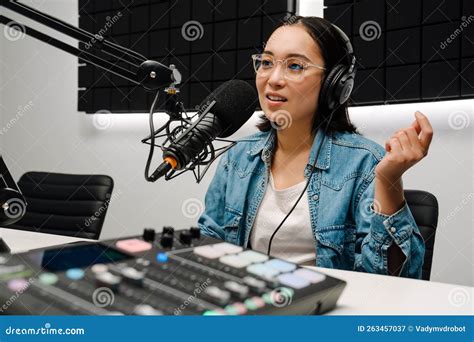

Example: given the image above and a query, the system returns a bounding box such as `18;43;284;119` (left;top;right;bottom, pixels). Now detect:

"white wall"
299;0;324;17
0;0;472;287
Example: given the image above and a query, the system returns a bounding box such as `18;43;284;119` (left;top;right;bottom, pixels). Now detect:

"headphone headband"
331;24;356;73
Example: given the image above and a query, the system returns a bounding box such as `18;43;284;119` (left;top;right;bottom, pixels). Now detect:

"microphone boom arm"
0;0;181;90
0;0;183;227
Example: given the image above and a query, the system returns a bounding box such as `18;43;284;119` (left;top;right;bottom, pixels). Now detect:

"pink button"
116;239;152;253
251;296;266;309
8;278;29;292
232;302;248;315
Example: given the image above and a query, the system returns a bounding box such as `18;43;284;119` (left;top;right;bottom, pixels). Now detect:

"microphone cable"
144;90;162;182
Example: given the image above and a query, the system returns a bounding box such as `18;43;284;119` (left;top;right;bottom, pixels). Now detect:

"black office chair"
404;190;439;280
6;172;114;240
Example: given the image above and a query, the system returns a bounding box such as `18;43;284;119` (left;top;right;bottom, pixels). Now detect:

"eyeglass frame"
251;53;326;80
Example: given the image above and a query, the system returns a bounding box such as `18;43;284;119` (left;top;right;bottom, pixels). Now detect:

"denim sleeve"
197;152;228;240
354;172;425;279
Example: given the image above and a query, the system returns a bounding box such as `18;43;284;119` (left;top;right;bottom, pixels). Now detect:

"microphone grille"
200;80;258;138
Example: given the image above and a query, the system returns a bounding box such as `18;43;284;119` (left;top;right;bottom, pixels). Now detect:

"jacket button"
390;227;396;233
312;194;319;201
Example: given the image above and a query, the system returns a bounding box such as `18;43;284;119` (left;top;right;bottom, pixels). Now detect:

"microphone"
149;80;257;182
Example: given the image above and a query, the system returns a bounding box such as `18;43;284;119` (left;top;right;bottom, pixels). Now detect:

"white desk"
0;227;91;253
309;267;473;315
1;228;472;315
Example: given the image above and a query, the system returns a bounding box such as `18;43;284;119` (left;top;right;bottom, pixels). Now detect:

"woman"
198;17;433;279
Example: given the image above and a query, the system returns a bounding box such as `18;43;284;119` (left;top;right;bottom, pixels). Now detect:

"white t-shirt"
249;172;316;265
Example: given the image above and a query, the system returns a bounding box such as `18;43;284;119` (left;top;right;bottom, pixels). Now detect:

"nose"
267;62;286;88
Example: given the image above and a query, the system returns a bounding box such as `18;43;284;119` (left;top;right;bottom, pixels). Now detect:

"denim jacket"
198;129;425;278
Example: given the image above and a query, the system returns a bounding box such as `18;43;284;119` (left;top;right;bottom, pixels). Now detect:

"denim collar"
247;129;331;170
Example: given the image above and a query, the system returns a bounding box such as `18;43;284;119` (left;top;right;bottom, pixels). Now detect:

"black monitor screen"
26;243;132;272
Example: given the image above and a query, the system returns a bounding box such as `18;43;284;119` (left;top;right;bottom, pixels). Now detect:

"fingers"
404;127;426;160
415;111;433;149
411;119;421;134
395;130;411;149
386;137;403;154
404;127;420;147
380;112;433;181
388;128;425;162
387;111;433;161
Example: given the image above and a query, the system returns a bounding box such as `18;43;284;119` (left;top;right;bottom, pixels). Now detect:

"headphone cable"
266;111;335;256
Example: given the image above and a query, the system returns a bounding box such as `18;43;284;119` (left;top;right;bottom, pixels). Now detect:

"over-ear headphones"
319;24;356;111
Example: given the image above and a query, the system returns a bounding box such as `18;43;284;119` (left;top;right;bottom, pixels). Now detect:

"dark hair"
256;16;357;134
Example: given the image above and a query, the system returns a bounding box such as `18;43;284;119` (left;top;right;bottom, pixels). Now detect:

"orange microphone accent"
164;156;178;169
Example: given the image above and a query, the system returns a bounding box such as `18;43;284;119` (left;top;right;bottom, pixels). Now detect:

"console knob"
95;272;121;292
179;230;192;245
189;226;201;239
142;228;156;242
121;267;145;286
224;281;249;299
160;233;174;248
162;226;174;236
134;304;163;315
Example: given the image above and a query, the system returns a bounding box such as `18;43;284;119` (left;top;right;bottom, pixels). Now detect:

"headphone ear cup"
320;64;346;110
335;72;355;106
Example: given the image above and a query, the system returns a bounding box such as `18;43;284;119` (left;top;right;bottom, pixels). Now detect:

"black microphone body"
166;112;223;169
150;80;257;181
149;111;222;181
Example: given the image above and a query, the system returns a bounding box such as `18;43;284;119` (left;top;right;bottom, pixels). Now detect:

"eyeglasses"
251;53;326;81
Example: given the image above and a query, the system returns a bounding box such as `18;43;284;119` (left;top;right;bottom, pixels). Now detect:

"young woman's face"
256;25;326;128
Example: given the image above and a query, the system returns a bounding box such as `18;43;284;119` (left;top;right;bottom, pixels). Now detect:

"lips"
265;94;288;102
265;93;288;108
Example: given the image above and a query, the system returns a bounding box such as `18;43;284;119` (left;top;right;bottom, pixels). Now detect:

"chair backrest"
7;172;114;240
404;190;439;280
